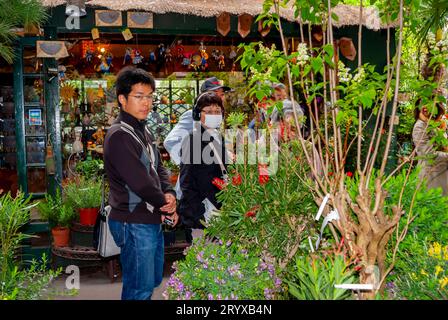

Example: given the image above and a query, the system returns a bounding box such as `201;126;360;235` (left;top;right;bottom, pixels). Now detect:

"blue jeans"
108;220;164;300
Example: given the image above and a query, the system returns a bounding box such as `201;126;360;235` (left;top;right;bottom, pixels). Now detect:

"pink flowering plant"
163;238;284;300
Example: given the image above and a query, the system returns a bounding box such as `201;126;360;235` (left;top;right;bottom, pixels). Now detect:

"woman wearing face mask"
178;92;228;238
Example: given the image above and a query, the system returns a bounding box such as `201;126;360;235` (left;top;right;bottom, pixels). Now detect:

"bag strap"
112;122;157;172
100;174;106;216
208;140;228;181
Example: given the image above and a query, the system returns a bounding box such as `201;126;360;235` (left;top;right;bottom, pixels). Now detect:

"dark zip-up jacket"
178;124;228;229
104;111;175;224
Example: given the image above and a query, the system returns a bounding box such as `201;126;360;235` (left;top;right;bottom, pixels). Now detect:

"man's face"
212;88;225;102
119;83;153;120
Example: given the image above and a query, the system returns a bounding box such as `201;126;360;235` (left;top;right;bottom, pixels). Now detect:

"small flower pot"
52;227;70;247
170;174;178;185
79;207;99;226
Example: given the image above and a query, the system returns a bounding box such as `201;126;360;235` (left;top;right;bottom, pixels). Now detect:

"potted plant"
64;177;102;226
163;160;180;185
37;190;76;247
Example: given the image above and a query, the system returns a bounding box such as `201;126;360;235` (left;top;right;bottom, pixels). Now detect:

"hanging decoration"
122;28;133;41
60;82;76;104
95;10;122;27
91;28;100;40
81;40;95;63
123;47;132;64
218;52;225;70
36;41;69;59
127;12;154;29
132;49;144;64
173;40;184;60
338;37;356;61
216;12;231;37
238;14;253;38
258;19;271;37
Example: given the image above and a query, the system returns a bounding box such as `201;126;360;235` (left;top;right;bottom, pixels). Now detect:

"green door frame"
13;35;62;198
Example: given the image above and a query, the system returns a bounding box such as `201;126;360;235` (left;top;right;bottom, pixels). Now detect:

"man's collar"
119;110;147;131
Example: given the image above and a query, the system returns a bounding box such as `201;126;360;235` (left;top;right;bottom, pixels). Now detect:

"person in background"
163;77;231;168
104;66;178;300
178;91;229;241
412;100;448;195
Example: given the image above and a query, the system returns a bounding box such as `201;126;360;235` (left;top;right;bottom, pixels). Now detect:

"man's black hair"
116;66;156;108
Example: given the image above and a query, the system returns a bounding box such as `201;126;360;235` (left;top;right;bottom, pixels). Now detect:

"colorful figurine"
218;52;225;70
174;40;184;59
85;48;94;62
149;51;156;63
211;49;220;60
133;49;144;64
165;47;173;63
229;45;237;60
123;47;132;64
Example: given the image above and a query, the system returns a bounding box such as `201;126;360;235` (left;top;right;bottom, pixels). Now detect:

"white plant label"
315;194;330;221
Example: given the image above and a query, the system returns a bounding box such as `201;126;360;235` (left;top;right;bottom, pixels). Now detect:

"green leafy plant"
75;159;104;180
64;177;102;209
0;0;48;63
207;140;318;270
286;253;356;300
163;238;283;300
37;189;76;228
226;112;247;129
0;191;62;300
394;241;448;300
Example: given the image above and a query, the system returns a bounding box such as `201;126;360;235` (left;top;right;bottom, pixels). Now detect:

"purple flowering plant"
163;238;283;300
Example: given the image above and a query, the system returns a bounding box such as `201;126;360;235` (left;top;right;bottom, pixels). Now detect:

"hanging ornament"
147;51;155;63
72;129;83;154
218;52;225;70
123;47;132;64
45;144;56;175
91;28;100;40
132;49;144;64
338;37;356;61
216;12;231;37
258;19;271;37
238;14;253;38
174;40;184;59
60;82;76;104
165;48;173;63
211;49;220;60
122;28;133;41
229;45;237;60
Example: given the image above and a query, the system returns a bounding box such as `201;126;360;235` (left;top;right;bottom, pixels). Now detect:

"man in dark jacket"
104;66;178;300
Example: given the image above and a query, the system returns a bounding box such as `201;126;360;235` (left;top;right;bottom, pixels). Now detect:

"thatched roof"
41;1;396;30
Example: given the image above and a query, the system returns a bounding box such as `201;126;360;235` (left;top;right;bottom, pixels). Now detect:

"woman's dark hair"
195;91;224;111
115;66;156;108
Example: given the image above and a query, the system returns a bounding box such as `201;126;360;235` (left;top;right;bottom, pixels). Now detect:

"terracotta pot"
79;207;99;226
170;174;178;185
52;227;70;247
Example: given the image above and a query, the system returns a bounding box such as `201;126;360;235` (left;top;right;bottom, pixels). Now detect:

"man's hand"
160;193;176;214
161;211;179;227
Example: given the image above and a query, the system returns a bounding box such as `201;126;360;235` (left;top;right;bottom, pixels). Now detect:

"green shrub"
37;189;76;228
286;253;356;300
163;238;283;300
393;241;448;300
207;140;318;269
75;159;104;180
0;191;62;300
64;177;102;209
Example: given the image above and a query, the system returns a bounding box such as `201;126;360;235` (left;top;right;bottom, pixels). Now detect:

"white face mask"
204;114;223;129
